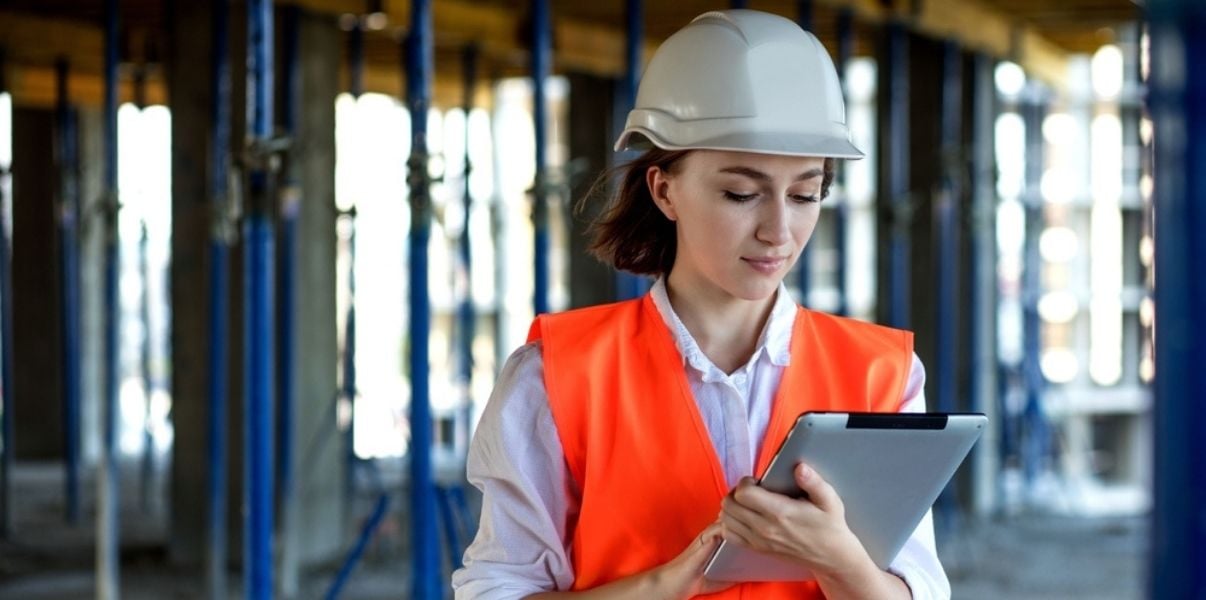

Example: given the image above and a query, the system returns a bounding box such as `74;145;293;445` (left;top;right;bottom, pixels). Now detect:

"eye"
791;194;821;204
723;190;758;202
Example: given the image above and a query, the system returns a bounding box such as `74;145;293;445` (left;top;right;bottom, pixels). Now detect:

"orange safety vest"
527;294;913;599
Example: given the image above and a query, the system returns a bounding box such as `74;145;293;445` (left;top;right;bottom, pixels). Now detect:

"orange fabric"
527;295;913;598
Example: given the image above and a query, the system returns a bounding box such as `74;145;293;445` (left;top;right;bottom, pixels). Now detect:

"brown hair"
582;148;837;276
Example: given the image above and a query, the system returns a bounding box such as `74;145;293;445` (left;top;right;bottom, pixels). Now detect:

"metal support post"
405;0;440;597
795;0;816;303
0;47;15;539
98;0;122;596
881;22;911;329
342;18;362;513
531;0;551;316
139;221;153;514
55;58;82;528
1148;0;1206;596
457;43;478;442
276;6;300;597
833;9;853;316
206;3;233;598
933;39;962;527
244;0;276;597
796;0;813;32
1019;85;1047;488
615;0;644;301
968;52;999;517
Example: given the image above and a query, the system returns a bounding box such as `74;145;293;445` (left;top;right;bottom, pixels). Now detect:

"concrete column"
11;107;63;460
287;7;342;571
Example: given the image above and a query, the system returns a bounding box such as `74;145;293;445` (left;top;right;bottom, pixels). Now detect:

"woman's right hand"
651;522;736;599
527;523;736;599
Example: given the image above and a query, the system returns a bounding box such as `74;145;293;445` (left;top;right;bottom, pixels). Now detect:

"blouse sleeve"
451;342;579;600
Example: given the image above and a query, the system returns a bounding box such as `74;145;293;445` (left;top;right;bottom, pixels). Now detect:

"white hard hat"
614;9;862;159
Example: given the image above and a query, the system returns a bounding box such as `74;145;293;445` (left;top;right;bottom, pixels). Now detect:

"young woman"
453;9;950;599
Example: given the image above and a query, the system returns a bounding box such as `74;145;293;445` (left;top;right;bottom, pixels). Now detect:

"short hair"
584;148;836;276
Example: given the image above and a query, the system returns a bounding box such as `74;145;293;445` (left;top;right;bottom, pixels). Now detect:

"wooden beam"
7;64;167;110
809;0;1070;90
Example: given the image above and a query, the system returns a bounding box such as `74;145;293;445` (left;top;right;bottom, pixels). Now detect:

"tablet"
703;411;986;582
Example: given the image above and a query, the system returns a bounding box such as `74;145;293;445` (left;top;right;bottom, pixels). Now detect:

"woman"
453;9;950;599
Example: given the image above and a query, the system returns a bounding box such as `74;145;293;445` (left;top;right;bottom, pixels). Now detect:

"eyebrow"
718;165;824;183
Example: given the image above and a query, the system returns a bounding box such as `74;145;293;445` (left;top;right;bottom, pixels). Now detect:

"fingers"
792;463;841;513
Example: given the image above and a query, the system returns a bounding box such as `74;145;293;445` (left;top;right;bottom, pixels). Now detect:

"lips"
742;256;787;274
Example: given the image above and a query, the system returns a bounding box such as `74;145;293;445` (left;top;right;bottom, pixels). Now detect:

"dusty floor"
0;461;1146;599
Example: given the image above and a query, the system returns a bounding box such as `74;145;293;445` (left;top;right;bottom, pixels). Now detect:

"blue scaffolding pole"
968;51;998;515
1019;85;1048;488
883;22;911;329
276;6;301;597
0;47;15;539
531;0;551;316
342;17;362;511
1148;0;1206;596
405;0;440;597
54;58;82;528
98;0;122;596
205;2;233;598
244;0;276;597
833;8;853;317
933;40;962;526
458;43;478;436
614;0;644;301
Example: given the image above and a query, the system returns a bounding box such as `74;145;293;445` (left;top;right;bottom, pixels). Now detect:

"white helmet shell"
614;9;862;159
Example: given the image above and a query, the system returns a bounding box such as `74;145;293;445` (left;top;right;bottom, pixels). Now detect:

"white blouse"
452;279;951;599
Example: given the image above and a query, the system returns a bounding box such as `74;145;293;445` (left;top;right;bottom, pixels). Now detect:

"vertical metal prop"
343;18;363;510
98;0;122;596
244;0;275;597
795;0;815;304
530;0;551;316
139;222;153;514
276;6;301;598
933;40;962;526
968;52;998;516
884;22;911;329
833;9;853;316
55;59;82;528
1149;0;1206;596
405;0;440;597
615;0;644;301
206;2;232;598
458;44;478;440
1020;85;1047;487
796;0;813;33
0;47;13;538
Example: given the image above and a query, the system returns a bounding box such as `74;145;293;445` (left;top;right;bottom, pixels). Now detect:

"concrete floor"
0;461;1145;599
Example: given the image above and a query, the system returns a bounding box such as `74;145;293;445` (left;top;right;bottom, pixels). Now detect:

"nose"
755;196;791;246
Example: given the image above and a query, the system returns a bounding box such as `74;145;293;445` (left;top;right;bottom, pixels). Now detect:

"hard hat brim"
614;127;865;160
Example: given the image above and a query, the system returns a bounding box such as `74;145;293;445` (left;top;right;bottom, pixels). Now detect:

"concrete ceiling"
0;0;1141;109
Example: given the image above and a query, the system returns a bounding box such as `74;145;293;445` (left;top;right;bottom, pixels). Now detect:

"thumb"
794;463;840;512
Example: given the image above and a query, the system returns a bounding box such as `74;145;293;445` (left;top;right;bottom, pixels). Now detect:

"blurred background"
0;0;1201;598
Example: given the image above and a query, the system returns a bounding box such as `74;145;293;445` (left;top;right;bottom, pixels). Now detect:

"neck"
664;272;777;374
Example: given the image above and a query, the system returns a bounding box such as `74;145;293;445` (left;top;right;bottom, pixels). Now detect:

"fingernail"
797;463;812;479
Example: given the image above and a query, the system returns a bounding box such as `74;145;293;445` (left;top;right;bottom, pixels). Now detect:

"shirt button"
733;373;747;386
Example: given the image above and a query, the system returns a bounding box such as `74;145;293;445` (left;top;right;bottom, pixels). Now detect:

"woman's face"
648;150;826;303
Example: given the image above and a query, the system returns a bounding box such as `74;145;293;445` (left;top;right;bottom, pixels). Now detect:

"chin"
729;279;782;302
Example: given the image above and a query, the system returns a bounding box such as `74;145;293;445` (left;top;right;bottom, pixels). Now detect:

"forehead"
684;149;826;176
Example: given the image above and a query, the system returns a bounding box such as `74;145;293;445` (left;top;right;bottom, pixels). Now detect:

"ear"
646;165;678;222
